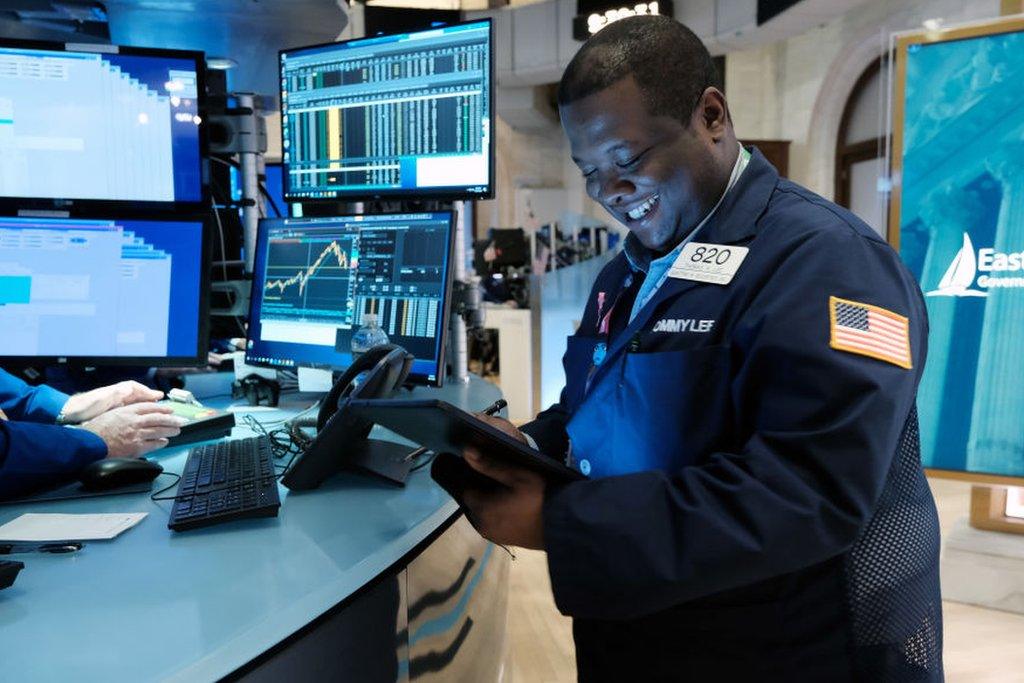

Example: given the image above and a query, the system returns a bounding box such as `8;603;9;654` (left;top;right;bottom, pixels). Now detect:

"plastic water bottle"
350;313;390;359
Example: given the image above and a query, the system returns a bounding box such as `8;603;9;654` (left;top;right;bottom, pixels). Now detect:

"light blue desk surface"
0;376;500;682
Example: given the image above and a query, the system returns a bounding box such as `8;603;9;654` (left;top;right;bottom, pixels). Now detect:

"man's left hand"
462;447;547;550
61;381;164;423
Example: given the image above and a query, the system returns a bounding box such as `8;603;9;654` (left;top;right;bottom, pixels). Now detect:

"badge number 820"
669;242;750;285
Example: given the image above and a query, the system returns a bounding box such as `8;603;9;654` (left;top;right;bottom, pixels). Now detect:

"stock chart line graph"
263;235;358;320
265;240;350;296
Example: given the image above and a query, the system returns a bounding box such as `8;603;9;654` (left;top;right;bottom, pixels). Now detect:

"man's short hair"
557;15;718;125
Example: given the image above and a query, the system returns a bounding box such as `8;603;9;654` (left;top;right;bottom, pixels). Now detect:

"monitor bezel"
245;210;457;387
0;212;213;368
277;18;495;203
0;38;210;216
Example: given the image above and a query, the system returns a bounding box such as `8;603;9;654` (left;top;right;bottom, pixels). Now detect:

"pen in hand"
403;398;509;463
482;399;508;417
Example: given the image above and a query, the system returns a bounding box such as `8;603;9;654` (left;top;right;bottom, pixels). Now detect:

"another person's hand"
61;381;164;423
81;403;186;458
461;447;546;550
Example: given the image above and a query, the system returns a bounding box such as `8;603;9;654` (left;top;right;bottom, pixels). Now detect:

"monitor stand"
345;438;414;486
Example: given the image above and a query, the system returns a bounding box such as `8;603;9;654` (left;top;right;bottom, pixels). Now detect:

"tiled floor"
506;478;1024;682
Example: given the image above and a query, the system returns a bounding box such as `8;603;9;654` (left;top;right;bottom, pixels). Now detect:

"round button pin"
592;343;607;367
579;459;591;476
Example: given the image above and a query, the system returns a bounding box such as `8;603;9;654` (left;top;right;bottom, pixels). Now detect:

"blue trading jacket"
0;370;107;499
522;149;943;681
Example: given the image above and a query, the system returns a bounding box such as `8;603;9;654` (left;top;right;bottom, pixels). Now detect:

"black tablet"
347;398;586;483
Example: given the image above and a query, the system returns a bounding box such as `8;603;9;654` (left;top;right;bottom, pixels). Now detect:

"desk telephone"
282;344;416;490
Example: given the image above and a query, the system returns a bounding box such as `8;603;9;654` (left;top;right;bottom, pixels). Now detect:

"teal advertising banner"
893;20;1024;478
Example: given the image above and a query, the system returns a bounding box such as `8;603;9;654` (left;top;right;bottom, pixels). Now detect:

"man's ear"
695;87;729;140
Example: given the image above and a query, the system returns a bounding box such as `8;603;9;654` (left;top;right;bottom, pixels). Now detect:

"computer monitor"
0;39;207;213
0;216;210;366
246;211;455;386
279;19;493;201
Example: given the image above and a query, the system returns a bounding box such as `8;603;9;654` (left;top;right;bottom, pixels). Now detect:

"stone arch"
803;28;892;200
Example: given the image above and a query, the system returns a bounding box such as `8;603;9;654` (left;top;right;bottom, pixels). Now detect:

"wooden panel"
1002;0;1024;16
970;485;1024;535
740;139;790;178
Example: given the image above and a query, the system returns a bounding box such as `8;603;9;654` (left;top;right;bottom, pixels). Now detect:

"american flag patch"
829;296;912;369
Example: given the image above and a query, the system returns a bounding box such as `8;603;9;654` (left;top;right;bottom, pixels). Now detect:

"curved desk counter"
0;376;509;682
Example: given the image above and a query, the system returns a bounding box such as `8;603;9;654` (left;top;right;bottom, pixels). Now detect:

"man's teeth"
627;195;659;220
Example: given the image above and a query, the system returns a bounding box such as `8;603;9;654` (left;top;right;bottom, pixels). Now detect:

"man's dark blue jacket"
0;369;106;499
521;148;943;681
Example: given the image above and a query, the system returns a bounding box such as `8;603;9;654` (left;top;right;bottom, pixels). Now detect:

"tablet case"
346;399;585;484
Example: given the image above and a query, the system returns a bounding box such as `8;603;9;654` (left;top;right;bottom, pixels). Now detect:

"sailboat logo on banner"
926;233;988;298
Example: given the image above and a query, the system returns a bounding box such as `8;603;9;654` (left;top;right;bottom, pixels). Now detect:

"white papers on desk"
0;513;147;541
297;366;334;392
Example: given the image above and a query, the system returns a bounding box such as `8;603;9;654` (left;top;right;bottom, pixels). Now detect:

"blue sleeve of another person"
0;369;70;423
0;422;107;500
0;369;106;499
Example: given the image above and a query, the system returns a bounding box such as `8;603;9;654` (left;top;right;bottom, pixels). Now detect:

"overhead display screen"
279;20;493;201
0;40;205;209
891;20;1024;480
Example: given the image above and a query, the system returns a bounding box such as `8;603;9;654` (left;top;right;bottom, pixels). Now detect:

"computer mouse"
79;458;164;492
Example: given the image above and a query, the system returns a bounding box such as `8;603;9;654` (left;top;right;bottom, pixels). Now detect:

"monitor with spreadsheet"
279;19;493;201
0;216;209;365
0;39;206;212
246;212;455;386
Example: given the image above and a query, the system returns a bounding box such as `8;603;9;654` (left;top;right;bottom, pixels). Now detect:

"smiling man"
457;15;943;681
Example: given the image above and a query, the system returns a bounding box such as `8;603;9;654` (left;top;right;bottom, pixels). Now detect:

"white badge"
668;242;749;285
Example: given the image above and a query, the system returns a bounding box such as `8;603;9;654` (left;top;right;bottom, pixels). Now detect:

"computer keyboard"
168;436;281;532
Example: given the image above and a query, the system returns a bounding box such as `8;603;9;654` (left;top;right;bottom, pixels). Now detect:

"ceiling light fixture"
206;57;238;71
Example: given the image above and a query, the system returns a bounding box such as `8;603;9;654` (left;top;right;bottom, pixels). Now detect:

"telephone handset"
282;344;415;491
315;344;413;430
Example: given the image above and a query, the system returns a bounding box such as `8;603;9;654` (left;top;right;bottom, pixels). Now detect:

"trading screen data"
0;217;205;360
247;212;453;384
280;20;491;200
0;43;203;204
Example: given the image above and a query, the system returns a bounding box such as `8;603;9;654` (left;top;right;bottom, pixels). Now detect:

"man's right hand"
475;413;529;445
81;403;187;458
